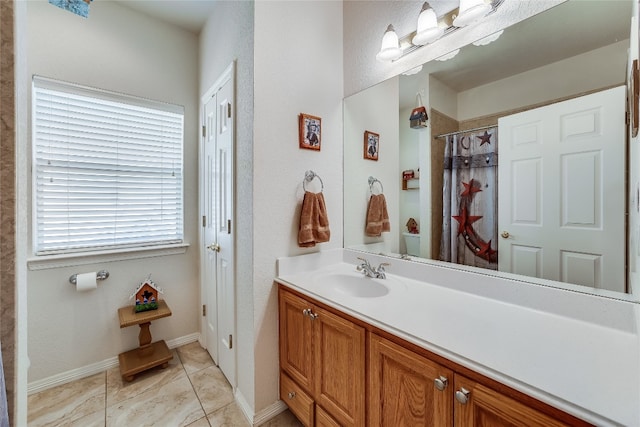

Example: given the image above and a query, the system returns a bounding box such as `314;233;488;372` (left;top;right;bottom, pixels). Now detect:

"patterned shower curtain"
440;127;498;270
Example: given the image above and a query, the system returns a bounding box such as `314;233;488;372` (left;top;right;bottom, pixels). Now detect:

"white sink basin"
321;273;390;298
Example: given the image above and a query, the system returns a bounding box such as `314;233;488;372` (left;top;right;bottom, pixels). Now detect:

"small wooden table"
117;299;173;382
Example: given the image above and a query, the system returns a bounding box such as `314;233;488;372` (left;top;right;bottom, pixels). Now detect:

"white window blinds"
33;76;184;255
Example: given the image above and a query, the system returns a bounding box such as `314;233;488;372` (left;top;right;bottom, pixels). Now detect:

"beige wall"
25;0;200;383
344;77;399;253
252;0;344;415
457;40;628;121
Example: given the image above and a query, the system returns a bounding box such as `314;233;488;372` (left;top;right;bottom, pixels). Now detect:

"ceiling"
112;0;217;33
399;0;632;109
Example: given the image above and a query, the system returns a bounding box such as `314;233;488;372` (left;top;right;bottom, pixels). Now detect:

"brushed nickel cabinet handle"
434;376;448;391
455;387;470;404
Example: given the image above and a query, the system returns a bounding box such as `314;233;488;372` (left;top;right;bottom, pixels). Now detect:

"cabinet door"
369;334;453;427
313;305;366;427
279;289;314;392
454;375;569;427
316;405;341;427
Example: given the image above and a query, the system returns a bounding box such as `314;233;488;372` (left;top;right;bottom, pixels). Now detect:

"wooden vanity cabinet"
279;285;589;427
369;334;453;426
279;287;366;427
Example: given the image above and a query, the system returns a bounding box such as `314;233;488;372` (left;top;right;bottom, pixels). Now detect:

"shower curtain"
440;127;498;270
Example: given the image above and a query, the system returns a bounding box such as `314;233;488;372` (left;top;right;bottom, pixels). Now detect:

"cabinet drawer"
281;371;314;427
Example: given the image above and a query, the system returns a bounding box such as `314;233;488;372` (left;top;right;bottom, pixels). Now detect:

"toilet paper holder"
69;270;110;285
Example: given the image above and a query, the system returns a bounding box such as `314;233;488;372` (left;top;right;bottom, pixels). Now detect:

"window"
32;76;184;255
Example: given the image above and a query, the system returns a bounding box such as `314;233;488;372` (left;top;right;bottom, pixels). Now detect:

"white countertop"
276;249;640;427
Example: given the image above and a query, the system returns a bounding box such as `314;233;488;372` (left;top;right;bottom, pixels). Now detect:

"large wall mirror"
344;0;637;300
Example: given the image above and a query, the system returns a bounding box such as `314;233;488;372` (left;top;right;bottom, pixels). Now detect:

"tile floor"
27;342;302;427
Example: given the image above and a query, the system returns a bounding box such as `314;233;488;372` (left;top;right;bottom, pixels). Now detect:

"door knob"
207;243;221;252
500;231;510;239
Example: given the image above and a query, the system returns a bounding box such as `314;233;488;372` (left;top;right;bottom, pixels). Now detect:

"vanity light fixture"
376;25;403;62
453;0;492;27
376;0;504;63
412;2;445;46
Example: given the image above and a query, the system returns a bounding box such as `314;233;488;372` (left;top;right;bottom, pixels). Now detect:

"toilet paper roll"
76;272;98;292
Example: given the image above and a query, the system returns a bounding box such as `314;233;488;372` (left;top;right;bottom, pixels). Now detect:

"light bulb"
376;24;402;62
453;0;491;27
412;2;444;46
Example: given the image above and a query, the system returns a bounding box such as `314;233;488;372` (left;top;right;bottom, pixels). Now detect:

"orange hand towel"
365;194;390;237
298;191;331;247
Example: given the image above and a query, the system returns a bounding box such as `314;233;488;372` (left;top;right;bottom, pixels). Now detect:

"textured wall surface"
252;1;344;413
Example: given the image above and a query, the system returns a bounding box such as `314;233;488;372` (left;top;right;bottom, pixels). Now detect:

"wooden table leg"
138;321;154;357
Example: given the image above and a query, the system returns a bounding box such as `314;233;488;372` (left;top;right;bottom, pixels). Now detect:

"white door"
202;93;218;364
200;63;236;386
498;86;625;292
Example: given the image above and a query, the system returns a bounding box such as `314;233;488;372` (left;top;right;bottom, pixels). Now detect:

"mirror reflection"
344;0;634;297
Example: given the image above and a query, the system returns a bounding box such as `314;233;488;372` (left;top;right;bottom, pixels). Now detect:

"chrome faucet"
356;257;390;279
375;262;389;279
356;257;376;277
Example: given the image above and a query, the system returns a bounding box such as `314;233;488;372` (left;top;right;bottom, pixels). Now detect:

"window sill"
27;243;190;271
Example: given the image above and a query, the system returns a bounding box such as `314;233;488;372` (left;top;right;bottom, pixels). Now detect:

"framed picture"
364;130;380;161
299;113;322;150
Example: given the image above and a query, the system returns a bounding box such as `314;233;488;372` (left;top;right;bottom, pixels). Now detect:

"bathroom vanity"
276;249;640;427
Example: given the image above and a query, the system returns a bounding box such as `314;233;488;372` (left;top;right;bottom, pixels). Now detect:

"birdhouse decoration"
406;217;419;234
129;275;164;313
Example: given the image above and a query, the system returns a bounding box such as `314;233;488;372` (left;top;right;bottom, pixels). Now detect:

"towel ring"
368;176;384;194
303;170;324;192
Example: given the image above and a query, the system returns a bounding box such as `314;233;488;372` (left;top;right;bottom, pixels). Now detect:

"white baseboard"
27;356;119;395
166;332;200;350
234;389;288;427
235;389;254;424
27;332;200;395
254;400;288;426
